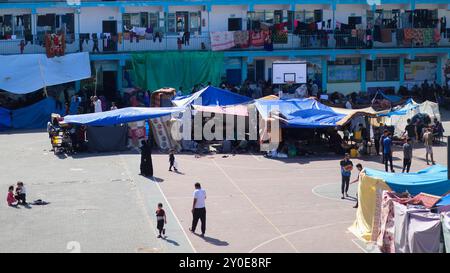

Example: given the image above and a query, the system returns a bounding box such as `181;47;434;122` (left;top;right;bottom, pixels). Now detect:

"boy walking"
340;153;353;199
402;138;413;173
169;150;178;172
350;163;363;208
156;203;167;238
383;132;395;172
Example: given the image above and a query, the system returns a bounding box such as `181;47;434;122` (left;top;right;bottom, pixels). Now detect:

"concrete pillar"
322;57;327;93
437;55;443;85
399;56;405;87
117;60;124;96
241;58;248;83
361;56;366;92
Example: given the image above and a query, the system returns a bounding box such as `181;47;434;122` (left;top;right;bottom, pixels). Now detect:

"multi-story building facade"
1;0;450;96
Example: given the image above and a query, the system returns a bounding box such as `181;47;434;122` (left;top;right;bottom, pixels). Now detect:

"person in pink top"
7;186;18;207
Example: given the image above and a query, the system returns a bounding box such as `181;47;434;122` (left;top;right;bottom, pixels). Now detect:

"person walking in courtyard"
383;131;394;172
350;163;363;208
402;138;413;173
423;128;435;165
168;149;178;172
189;182;206;237
156;203;167;238
340;153;353;199
404;119;417;143
140;140;154;177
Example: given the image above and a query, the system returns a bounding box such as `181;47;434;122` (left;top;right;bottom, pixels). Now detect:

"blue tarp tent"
364;165;450;196
172;86;252;107
0;97;65;130
378;99;418;117
64;107;185;126
254;98;346;128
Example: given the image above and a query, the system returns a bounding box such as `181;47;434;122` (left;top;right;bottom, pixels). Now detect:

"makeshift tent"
350;165;450;242
377;92;403;103
86;125;128;152
331;106;386;126
0;97;65;130
172;86;252;107
63;107;185;126
254;98;346;128
378;99;440;136
407;211;442;253
0;52;91;94
131;52;224;93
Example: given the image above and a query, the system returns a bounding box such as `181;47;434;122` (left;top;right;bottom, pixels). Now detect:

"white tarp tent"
0;52;91;94
380;99;441;136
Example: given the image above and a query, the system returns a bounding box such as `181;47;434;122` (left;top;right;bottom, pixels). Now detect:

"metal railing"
0;30;448;55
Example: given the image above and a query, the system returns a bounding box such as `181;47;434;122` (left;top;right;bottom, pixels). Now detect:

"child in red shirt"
7;186;17;206
156;203;167;238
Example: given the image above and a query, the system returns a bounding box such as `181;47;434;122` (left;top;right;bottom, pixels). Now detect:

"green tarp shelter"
131;51;224;93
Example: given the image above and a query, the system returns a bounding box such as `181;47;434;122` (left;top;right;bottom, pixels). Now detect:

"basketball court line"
151;177;197;253
119;155;165;252
249;220;354;253
212;159;300;253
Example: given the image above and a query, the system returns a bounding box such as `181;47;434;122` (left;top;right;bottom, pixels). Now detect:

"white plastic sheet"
0;52;91;94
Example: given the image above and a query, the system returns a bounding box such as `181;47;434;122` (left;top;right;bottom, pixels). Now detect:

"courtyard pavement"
0;111;449;253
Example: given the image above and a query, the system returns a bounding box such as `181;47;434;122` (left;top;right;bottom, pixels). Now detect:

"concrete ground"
0;111;449;253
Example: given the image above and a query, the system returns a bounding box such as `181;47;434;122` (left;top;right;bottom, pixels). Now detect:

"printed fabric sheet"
210;31;235;51
376;191;398;253
393;203;429;253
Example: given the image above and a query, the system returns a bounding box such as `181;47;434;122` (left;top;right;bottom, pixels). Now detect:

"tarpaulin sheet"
379;92;402;103
131;52;224;93
254;98;346;128
407;211;441;253
172;86;252;107
86;125;128;152
378;99;419;117
0;106;11;130
437;194;450;207
442;212;450;253
364;165;450;196
63;107;184;126
7;97;64;129
0;52;91;94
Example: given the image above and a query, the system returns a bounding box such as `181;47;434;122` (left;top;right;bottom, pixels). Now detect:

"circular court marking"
311;182;358;202
249;220;354;253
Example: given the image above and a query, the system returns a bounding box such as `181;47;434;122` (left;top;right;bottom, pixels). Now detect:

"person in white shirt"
189;182;207;237
295;84;308;98
93;96;102;113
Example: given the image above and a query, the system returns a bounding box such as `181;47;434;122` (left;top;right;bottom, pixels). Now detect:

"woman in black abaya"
145;139;154;177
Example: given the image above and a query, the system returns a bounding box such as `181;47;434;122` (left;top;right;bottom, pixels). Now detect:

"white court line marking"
249;152;262;161
249;220;354;253
119;155;165;252
351;239;369;253
151;177;197;253
311;183;345;201
212;159;299;253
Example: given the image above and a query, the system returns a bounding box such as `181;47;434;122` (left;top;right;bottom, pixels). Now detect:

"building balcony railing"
1;29;449;55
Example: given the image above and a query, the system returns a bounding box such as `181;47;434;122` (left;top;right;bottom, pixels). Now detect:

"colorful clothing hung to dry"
250;31;265;47
380;29;392;43
233;31;249;48
45;33;65;58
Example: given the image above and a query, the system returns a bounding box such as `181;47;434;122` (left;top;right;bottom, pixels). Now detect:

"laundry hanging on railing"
210;31;235;51
45;33;65;58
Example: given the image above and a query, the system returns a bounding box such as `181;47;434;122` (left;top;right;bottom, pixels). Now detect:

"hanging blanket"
377;191;398;253
250;31;265;47
210;31;235;51
233;31;249;48
45;33;65;58
380;29;392;43
393;203;429;253
273;29;288;44
422;28;433;46
407;211;442;253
